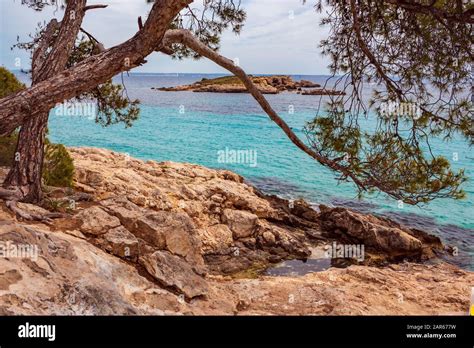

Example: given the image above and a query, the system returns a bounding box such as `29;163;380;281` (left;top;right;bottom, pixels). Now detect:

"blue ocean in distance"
14;72;473;269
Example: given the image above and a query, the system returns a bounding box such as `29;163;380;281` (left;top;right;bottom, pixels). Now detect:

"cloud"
0;0;331;74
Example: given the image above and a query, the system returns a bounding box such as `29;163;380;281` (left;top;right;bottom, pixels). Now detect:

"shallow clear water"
15;72;472;270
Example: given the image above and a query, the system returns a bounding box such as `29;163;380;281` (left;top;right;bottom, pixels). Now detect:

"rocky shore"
154;75;345;96
0;148;471;315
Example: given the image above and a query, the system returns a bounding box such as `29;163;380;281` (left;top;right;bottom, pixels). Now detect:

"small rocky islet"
153;75;346;95
0;147;471;315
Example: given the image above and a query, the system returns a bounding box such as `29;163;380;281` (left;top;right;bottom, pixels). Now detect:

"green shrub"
0;68;74;188
0;68;23;166
0;135;75;188
43;143;75;188
0;67;25;98
0;132;18;166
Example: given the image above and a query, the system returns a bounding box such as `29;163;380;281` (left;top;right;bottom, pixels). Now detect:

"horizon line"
6;68;335;77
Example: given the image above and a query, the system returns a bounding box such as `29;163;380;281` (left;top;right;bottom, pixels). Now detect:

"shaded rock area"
318;205;444;263
0;148;471;315
140;251;208;299
155;75;344;95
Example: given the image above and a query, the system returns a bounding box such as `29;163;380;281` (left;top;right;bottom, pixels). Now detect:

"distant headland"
153;75;346;95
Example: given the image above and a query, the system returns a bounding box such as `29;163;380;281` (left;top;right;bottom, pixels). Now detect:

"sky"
0;0;331;75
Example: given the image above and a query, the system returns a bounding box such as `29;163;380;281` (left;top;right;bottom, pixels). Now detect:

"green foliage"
42;197;74;213
0;132;18;166
94;81;140;127
15;35;141;130
0;68;23;165
67;39;140;128
42;142;75;188
168;0;246;59
17;0;66;11
198;75;240;85
0;66;25;98
0;67;74;187
305;0;473;204
0;134;75;188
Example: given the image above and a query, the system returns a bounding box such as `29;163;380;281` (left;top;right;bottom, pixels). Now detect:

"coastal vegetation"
0;0;471;219
0;0;472;319
0;68;75;188
0;67;25;98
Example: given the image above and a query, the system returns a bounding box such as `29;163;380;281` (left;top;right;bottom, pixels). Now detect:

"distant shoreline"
153;75;345;96
10;69;339;78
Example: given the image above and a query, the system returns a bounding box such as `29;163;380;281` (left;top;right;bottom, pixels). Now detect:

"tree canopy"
304;0;473;204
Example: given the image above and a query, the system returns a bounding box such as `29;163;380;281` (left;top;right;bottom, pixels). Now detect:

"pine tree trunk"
2;0;89;203
3;113;48;203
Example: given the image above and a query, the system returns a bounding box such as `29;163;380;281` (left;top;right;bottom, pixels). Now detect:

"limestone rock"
0;148;470;316
145;211;198;259
68;148;447;272
100;198;143;232
16;203;52;217
0;222;150;315
222;209;258;239
319;206;428;254
262;231;276;246
75;206;121;236
74;167;104;187
256;222;311;259
199;224;234;254
100;226;139;260
139;251;208;299
290;199;319;222
224;262;472;315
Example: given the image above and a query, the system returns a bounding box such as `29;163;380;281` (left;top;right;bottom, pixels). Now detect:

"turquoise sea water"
15;72;472;269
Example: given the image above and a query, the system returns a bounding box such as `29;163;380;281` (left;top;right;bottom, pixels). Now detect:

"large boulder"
198;224;234;254
0;222;158;315
290;199;319;222
99;226;139;261
318;206;439;256
145;211;199;260
100;198;145;232
221;209;258;239
139;251;208;299
75;206;121;236
101;198;203;265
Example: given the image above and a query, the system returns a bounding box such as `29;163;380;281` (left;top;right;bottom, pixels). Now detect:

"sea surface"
15;72;474;270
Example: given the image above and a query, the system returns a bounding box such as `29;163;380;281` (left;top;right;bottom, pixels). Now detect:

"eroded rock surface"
0;148;470;315
318;205;444;262
69;147;313;277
